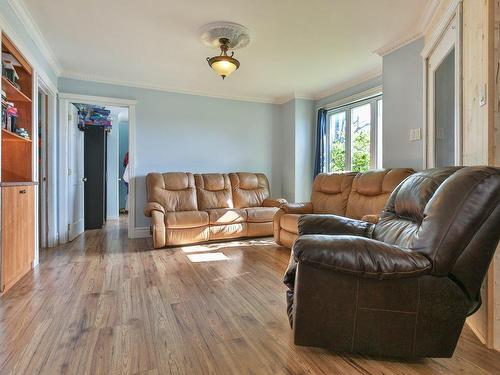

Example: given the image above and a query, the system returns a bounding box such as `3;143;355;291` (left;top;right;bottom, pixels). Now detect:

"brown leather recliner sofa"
144;172;286;248
274;168;414;248
284;166;500;358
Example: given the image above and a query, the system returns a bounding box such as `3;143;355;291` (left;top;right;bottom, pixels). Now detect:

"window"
326;95;382;172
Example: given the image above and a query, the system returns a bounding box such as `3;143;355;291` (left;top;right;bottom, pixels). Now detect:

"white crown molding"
419;0;442;35
275;93;315;105
313;67;382;101
374;0;441;57
61;71;289;104
421;0;462;58
374;32;424;57
8;0;63;76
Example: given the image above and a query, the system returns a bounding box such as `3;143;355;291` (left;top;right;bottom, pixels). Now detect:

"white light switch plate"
409;128;421;141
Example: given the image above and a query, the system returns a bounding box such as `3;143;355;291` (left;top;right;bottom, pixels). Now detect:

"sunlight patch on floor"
187;252;230;262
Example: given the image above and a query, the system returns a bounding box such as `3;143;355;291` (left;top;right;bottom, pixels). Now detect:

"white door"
426;14;461;167
68;104;85;241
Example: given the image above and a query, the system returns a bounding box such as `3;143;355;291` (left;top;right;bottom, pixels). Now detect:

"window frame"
325;94;382;172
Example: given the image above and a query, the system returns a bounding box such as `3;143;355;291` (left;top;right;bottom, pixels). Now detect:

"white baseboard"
131;226;151;238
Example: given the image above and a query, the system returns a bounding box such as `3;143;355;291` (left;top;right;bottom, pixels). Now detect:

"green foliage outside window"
351;130;370;172
330;130;370;172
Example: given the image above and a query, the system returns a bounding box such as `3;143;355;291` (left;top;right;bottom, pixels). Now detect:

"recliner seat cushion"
147;172;198;212
194;173;233;210
311;173;357;214
229;172;271;208
346;169;414;219
280;214;300;234
246;207;278;223
164;211;209;228
207;208;247;225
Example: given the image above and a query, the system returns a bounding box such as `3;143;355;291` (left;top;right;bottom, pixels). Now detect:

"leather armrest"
298;214;375;237
293;235;432;279
262;198;288;207
361;214;380;224
144;202;165;217
280;202;313;214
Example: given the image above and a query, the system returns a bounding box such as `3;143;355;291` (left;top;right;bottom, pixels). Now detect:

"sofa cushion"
194;173;233;210
207;208;247;225
346;169;414;220
280;214;300;234
311;172;357;215
146;172;198;212
229;172;271;208
164;211;209;229
245;206;278;223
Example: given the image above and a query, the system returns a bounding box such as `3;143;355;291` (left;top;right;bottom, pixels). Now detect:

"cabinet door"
1;186;34;292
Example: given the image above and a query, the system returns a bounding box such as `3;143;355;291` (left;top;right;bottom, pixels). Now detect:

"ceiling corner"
8;0;63;76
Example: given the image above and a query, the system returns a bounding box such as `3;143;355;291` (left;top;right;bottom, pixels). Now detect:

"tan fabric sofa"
144;172;286;248
273;168;414;248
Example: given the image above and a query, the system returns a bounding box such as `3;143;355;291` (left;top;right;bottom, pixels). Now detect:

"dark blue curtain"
313;108;327;177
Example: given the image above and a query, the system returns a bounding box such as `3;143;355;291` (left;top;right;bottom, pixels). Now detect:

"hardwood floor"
0;218;499;375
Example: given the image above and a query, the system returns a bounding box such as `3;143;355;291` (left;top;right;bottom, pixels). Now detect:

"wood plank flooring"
0;217;499;374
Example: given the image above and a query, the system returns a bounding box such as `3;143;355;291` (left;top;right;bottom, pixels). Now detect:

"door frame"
35;76;57;253
422;0;463;169
58;93;137;242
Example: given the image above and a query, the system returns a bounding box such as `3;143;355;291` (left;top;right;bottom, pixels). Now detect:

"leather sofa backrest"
146;172;198;212
311;172;357;214
374;166;500;305
229;172;270;208
346;168;414;219
194;173;233;210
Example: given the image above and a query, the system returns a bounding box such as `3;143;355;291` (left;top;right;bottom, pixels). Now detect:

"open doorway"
58;94;136;243
66;103;130;240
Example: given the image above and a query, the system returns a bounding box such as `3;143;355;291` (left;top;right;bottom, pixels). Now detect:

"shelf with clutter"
1;32;33;182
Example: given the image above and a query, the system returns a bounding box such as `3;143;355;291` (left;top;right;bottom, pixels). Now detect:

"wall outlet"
409;128;422;141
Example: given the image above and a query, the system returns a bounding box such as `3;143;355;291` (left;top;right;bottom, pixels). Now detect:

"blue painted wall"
382;37;424;170
58;77;282;228
119;120;129;210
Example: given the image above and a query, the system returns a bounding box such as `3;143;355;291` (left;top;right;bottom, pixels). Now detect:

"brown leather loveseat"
144;172;285;248
274;168;414;248
284;166;500;358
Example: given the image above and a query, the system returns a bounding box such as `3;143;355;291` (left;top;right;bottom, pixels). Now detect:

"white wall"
382;37;424;170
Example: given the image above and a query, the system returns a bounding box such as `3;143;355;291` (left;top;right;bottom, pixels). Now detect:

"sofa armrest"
280;202;313;214
293;235;431;280
361;214;380;224
144;202;165;217
262;198;288;207
298;214;375;238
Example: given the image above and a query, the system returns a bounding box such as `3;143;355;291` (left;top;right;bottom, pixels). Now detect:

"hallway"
0;218;499;374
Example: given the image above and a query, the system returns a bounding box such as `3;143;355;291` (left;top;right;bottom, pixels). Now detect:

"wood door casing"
1;185;34;292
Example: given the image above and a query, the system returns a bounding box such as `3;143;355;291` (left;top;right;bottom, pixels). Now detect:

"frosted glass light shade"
207;55;240;79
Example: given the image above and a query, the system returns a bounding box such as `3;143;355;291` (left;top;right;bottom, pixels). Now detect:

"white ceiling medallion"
199;22;252;50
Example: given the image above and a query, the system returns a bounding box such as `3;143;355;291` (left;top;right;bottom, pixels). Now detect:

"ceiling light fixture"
206;38;239;79
199;22;251;80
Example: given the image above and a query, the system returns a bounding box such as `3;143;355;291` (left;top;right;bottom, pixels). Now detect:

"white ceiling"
22;0;432;103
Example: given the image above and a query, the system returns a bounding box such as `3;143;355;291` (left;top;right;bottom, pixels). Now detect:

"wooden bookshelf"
0;32;35;294
2;76;31;103
1;32;33;182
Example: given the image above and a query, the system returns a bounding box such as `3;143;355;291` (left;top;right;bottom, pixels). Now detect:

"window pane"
351;103;371;172
329;112;346;172
434;47;455;167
